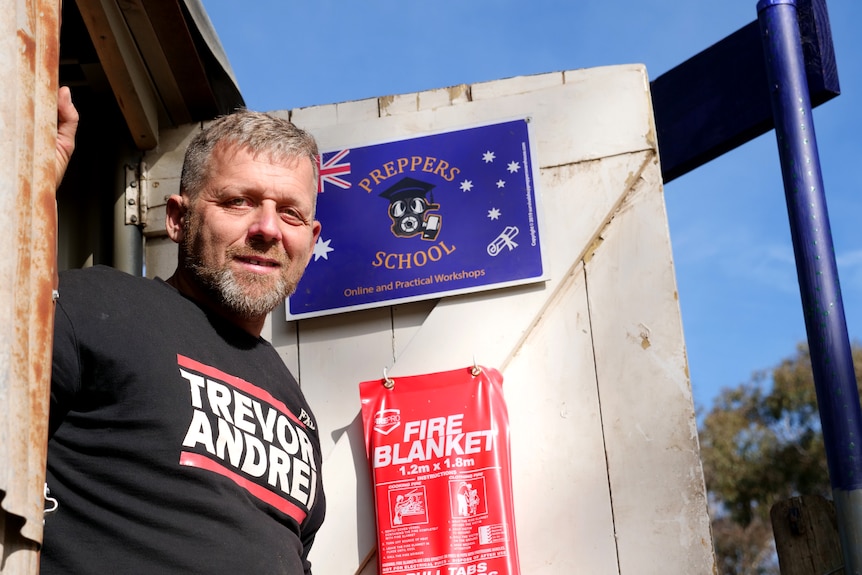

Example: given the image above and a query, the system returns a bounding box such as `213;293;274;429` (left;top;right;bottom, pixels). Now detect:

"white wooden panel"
417;84;471;111
307;146;657;573
305;65;653;173
391;299;438;359
585;157;714;574
145;123;200;210
504;262;619;574
471;71;564;100
379;92;420;117
142;125;198;241
334;98;380;123
307;416;377;575
289;102;339;130
384;151;651;379
293;308;394;458
144;63;714;574
143;204;167;239
557;66;656;166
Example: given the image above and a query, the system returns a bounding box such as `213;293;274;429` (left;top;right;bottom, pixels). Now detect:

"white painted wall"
144;64;715;575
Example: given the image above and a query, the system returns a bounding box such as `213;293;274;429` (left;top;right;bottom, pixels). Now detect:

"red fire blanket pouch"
360;365;521;575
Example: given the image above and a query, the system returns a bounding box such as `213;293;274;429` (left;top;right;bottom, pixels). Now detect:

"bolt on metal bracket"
124;162;149;227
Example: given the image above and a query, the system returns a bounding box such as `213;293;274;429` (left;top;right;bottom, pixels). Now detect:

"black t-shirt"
42;266;325;574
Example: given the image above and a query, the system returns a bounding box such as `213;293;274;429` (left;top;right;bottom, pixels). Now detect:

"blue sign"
287;118;546;320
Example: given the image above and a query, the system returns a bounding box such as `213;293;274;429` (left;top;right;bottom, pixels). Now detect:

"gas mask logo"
379;177;442;241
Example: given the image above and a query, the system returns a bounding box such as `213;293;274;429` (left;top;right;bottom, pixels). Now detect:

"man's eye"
280;209;306;225
222;196;254;210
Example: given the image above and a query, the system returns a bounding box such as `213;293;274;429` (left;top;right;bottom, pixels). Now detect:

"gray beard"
180;210;296;320
203;266;289;319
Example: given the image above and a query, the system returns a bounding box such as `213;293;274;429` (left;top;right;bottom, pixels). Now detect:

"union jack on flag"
317;149;351;192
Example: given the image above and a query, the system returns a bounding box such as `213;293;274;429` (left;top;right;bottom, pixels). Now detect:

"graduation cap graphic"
379;176;442;240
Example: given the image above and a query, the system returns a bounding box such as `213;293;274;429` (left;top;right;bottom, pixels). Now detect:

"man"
44;88;326;574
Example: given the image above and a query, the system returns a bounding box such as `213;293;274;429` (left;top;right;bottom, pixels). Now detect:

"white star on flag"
482;151;496;163
460;180;474;192
507;161;521;173
312;237;334;261
496;179;506;188
487;208;501;220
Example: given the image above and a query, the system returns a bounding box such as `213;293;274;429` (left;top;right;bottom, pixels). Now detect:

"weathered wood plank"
771;495;843;575
138;0;217;120
586;156;715;573
76;0;161;149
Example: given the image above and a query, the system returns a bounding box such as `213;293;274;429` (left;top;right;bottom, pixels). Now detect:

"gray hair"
180;109;319;200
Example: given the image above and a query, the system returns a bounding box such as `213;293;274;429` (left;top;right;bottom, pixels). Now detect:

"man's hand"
56;86;79;186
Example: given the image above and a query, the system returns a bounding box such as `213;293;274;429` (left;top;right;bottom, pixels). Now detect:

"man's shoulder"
57;265;169;309
60;264;139;280
59;265;154;289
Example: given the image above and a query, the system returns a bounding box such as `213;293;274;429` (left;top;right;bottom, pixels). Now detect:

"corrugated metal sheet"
0;0;61;572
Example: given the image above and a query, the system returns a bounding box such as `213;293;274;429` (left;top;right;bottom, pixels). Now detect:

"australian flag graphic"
287;119;546;320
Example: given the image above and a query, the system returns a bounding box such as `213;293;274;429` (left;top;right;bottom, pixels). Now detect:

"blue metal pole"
757;0;862;571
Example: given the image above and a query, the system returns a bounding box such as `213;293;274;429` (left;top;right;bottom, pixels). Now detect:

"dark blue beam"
651;0;839;183
758;0;862;570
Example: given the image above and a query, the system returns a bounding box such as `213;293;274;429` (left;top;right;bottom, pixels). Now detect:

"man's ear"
165;194;187;244
304;220;322;266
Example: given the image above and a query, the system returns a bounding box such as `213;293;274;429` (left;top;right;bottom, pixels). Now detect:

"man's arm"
51;86;80;435
56;86;79;186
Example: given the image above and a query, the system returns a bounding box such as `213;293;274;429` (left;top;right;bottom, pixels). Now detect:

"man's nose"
247;203;282;242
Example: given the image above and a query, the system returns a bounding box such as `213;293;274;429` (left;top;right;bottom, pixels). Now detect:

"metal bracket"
124;161;148;228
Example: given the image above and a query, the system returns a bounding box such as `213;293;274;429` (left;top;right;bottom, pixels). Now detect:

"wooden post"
771;495;844;575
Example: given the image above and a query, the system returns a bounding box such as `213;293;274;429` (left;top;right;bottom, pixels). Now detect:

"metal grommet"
383;367;395;389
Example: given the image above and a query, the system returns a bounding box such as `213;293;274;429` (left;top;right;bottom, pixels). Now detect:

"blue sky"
201;1;862;412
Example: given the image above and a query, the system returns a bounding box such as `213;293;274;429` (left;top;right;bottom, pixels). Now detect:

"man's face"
179;143;321;320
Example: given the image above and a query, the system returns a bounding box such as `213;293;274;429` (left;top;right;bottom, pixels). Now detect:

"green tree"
698;342;862;574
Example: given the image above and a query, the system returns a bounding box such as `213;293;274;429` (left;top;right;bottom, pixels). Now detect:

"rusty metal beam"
0;0;61;571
